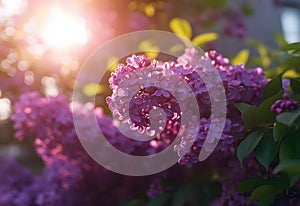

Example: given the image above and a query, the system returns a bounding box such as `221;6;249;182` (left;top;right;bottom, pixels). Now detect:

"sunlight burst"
41;7;88;50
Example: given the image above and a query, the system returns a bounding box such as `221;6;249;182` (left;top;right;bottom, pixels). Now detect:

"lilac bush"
6;45;300;205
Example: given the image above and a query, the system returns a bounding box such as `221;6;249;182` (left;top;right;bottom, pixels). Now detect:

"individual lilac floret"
271;93;299;114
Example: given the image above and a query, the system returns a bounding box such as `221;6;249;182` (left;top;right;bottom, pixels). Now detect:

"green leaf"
83;83;104;96
138;40;160;59
236;90;283;129
295;93;300;103
273;33;288;47
171;188;188;206
232;49;250;65
235;103;258;129
203;0;227;8
127;199;144;206
146;194;169;206
263;74;283;100
192;33;218;46
236;178;266;193
246;175;291;203
169;18;192;40
274;160;300;174
248;185;281;202
237;129;266;164
278;51;293;63
265;173;291;190
276;108;300;127
257;89;284;123
241;4;253;16
273;122;288;142
287;173;300;185
254;130;279;168
290;78;300;95
248;40;271;68
257;197;273;206
281;42;300;53
279;131;300;161
281;57;300;69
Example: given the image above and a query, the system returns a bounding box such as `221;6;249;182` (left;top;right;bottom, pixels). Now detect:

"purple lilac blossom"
107;49;267;167
0;158;34;206
223;11;246;38
10;93;163;205
271;93;299;114
175;49;266;166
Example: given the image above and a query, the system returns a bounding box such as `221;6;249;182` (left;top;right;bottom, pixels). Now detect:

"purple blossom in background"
0;158;34;206
282;78;290;91
223;11;246;38
12;92;193;205
147;178;164;198
11;92;83;163
271;93;299;114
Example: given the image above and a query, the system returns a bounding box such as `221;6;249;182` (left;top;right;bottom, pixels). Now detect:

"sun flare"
41;7;88;50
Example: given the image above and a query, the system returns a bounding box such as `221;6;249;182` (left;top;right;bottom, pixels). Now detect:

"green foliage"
290;78;300;95
192;33;218;46
238;174;291;204
171;188;189;206
279;131;300;161
273;122;287;142
248;185;280;203
281;42;300;53
274;160;300;174
231;49;249;65
237;129;266;164
247;38;300;79
276;108;300;127
241;4;253;16
254;130;279;169
169;18;192;40
247;173;290;203
236;61;300;204
146;194;170;206
263;73;283;100
236;178;265;193
235;103;258;129
169;18;219;48
235;89;283;130
202;0;227;8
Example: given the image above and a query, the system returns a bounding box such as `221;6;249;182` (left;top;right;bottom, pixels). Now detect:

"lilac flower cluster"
0;158;34;206
11;92;182;205
271;93;299;114
107;55;196;153
174;49;266;166
11;92;83;163
107;49;267;167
